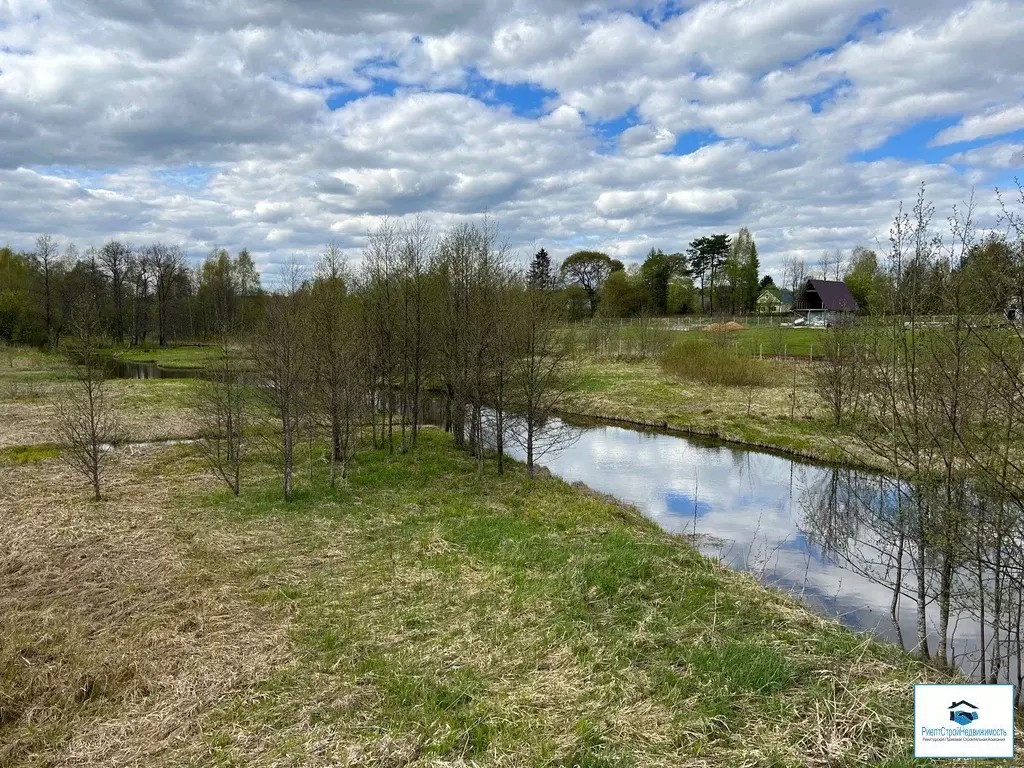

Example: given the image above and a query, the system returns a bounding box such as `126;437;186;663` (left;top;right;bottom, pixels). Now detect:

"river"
109;359;992;677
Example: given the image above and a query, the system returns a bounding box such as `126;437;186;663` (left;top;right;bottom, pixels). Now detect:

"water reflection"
104;359;999;679
102;358;208;380
502;419;998;679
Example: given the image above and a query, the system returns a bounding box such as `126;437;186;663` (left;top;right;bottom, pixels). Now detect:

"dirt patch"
703;321;745;332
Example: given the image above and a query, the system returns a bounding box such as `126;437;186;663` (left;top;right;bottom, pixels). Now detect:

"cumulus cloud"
947;142;1024;169
619;125;676;157
0;0;1021;277
933;104;1024;146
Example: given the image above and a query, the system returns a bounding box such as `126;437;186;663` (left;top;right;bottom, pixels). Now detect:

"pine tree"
527;248;552;289
744;241;760;312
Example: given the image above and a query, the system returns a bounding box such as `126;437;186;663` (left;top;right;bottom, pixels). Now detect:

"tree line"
56;218;580;504
0;239;263;347
553;228;762;318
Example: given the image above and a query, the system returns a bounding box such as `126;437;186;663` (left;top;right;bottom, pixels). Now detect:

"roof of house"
757;286;797;305
802;279;859;311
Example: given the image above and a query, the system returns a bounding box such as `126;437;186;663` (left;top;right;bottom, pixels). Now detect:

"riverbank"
2;416;950;765
0;347;201;447
574;357;880;469
100;343;243;370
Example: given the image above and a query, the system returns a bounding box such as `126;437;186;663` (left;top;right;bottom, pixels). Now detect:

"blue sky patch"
850;117;963;164
153;164;216;189
804;78;852;114
664;490;713;520
671;130;719;155
33;166;113;189
466;73;557;118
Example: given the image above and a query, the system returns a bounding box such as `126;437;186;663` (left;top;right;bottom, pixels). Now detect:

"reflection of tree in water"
800;469;914;650
800;468;1024;692
445;403;581;472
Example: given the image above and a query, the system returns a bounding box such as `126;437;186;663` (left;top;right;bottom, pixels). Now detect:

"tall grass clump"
660;336;772;387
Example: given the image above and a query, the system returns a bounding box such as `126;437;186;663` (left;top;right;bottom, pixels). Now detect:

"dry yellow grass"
0;349;200;448
0;449;293;766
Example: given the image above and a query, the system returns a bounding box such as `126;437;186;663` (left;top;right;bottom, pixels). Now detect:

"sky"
1;0;1023;278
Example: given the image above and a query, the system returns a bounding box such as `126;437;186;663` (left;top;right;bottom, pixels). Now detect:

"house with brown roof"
793;279;859;326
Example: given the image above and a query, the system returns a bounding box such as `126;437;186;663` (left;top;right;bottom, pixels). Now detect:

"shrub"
660;336;772;387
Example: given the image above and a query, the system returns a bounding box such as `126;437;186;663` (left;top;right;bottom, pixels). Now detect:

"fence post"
784;344;787;357
759;343;762;360
810;344;813;363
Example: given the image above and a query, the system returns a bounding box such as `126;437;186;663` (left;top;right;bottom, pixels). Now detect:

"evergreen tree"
527;248;552;289
743;241;760;312
640;248;689;314
688;235;730;314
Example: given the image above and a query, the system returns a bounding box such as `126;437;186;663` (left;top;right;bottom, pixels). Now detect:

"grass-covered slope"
574;357;862;465
1;425;948;766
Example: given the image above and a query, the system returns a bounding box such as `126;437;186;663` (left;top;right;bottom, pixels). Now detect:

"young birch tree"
506;275;581;475
310;242;363;485
252;263;309;501
194;331;249;495
53;303;122;501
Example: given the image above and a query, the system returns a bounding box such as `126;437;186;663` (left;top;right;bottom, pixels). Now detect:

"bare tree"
310;243;363;485
194;333;249;495
811;323;861;426
251;262;309;500
150;243;185;346
53;306;121;501
790;256;807;296
128;248;154;345
399;217;433;448
100;240;132;345
33;234;59;345
506;278;581;475
362;219;402;452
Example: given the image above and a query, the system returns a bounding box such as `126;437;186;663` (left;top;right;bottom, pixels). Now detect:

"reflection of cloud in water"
522;419;983;670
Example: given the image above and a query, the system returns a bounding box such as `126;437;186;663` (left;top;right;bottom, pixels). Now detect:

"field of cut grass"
2;421;957;766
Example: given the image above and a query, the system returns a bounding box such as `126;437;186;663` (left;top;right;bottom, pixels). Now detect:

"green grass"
701;326;825;358
0;443;60;464
1;380;960;768
573;356;863;466
567;322;831;359
165;430;939;765
106;344;237;369
661;337;773;387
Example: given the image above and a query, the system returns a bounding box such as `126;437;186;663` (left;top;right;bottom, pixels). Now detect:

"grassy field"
570;322;831;359
2;437;949;766
0;347;202;447
0;348;968;766
105;343;239;369
727;326;828;358
573;356;863;466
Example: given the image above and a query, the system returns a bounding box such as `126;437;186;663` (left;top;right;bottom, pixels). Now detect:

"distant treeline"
3;205;1024;349
0;240;263;346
